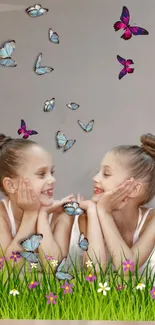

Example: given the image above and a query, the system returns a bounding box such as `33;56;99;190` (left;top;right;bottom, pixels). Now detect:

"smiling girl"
0;134;75;263
78;133;155;275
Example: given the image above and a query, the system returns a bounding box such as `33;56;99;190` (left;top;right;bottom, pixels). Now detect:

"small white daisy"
9;289;19;296
86;260;93;268
136;282;146;290
31;263;37;269
97;282;111;296
51;260;58;268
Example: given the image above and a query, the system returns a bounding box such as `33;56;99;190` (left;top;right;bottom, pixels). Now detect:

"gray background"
0;0;154;205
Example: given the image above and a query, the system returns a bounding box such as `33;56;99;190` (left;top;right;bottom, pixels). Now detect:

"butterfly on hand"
56;131;76;152
34;53;54;75
117;55;134;80
66;103;80;110
0;40;17;67
63;201;85;216
77;119;94;132
44;98;55;112
49;29;59;44
18;119;38;139
20;234;43;263
55;257;74;281
26;4;48;17
78;233;89;251
114;6;149;41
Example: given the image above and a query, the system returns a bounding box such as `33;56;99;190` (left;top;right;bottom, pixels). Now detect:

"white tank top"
1;199;53;237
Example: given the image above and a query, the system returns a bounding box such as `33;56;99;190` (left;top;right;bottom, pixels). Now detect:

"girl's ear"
2;177;18;194
128;181;143;198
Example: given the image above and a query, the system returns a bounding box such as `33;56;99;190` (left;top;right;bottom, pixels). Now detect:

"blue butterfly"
55;258;74;281
44;98;55;112
56;131;76;152
26;4;48;17
63;201;85;216
34;53;54;75
49;29;59;44
78;233;89;251
19;234;43;263
77;119;94;132
0;40;17;67
66;103;80;110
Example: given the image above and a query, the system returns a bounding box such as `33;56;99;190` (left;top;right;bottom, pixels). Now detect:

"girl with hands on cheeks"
0;134;75;265
78;133;155;276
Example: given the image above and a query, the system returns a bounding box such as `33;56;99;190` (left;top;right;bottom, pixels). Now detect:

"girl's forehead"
24;145;53;166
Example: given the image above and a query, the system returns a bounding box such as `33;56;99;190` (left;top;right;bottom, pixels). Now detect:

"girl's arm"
78;200;107;270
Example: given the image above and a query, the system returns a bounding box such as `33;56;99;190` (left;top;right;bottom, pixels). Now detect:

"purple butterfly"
114;6;149;40
117;55;134;80
17;119;38;139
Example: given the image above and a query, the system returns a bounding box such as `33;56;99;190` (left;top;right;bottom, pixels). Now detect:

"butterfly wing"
64;139;76;151
129;26;149;36
126;59;134;66
57;257;67;272
0;58;17;67
117;55;126;66
79;233;89;251
27;130;38;136
63;203;75;216
66;103;80;110
118;68;127;80
26;5;48;17
0;40;16;58
49;29;59;44
120;6;130;25
56;131;67;148
20;238;34;251
126;67;134;74
35;67;53;75
74;207;85;216
78;120;94;132
18;119;26;135
20;251;38;263
56;271;74;281
121;27;132;40
113;21;127;31
44;98;55;112
35;53;42;69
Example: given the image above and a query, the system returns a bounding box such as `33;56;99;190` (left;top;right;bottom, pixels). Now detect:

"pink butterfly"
117;55;134;80
17;119;38;139
114;6;149;40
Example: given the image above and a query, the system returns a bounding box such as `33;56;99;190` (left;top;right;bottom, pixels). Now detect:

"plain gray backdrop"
0;0;154;207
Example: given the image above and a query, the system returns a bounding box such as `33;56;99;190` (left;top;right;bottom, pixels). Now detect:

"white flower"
51;260;58;268
136;282;146;290
31;263;37;269
86;260;93;268
9;289;19;296
97;282;111;296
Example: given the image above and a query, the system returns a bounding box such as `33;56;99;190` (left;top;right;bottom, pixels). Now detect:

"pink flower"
61;282;73;294
46;292;58;304
45;255;54;261
116;284;125;291
10;252;21;262
0;257;7;269
28;281;39;289
150;286;155;299
122;259;134;272
85;274;96;282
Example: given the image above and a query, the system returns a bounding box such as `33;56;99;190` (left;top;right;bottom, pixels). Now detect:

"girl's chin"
40;198;54;207
91;194;101;203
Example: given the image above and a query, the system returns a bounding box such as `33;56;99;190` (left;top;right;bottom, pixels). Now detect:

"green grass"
0;254;155;320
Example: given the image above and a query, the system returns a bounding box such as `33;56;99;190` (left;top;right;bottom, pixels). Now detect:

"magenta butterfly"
117;55;134;80
114;6;149;40
17;119;38;139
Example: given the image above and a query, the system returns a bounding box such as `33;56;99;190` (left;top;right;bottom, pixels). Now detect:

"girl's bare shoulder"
0;201;11;231
140;207;155;235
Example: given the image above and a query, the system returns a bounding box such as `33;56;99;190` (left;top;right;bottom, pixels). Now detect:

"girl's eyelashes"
51;169;55;175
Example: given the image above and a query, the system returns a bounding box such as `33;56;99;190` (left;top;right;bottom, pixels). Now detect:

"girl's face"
16;145;56;207
92;151;130;203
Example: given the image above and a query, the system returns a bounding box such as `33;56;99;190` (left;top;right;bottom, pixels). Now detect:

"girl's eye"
38;172;45;177
51;169;55;175
104;173;110;177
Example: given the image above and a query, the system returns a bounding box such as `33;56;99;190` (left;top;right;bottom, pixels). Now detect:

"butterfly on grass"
18;119;38;139
77;119;94;132
114;6;149;40
20;234;43;263
78;233;89;251
0;40;17;67
34;53;54;75
55;257;74;280
63;201;85;216
56;131;76;152
43;98;55;112
66;103;80;110
117;55;134;80
49;28;59;44
26;4;48;17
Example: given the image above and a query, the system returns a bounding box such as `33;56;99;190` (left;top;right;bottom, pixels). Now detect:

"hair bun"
0;134;12;149
140;133;155;157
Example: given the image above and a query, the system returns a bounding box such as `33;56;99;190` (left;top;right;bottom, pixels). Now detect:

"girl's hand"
41;194;76;214
97;178;135;214
77;193;96;213
15;178;41;213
